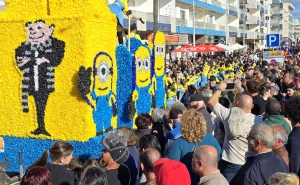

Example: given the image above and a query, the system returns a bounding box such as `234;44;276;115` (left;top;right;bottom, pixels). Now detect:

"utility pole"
153;0;159;33
243;4;245;46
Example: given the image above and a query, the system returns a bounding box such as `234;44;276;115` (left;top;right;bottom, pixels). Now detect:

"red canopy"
208;44;224;52
172;45;204;52
195;44;224;52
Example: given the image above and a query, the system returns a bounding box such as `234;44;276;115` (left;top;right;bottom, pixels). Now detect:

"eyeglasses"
246;134;255;140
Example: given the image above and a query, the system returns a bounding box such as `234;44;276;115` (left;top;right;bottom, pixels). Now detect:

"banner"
263;50;285;64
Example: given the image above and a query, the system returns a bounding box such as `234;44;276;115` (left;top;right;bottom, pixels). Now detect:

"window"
180;10;185;19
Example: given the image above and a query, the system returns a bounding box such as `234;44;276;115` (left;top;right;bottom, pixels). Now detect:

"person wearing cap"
189;94;213;134
164;103;186;154
192;145;228;185
101;130;131;185
165;109;221;185
153;158;191;185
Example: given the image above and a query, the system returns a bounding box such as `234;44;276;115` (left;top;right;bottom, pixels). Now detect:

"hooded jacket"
264;114;291;134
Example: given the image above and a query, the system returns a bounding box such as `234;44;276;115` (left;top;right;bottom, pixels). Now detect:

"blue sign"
266;34;280;47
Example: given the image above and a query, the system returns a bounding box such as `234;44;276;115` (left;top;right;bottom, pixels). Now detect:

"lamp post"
243;3;246;46
193;0;195;47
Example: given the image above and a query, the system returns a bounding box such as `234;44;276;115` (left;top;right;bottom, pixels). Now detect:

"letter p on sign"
266;34;280;47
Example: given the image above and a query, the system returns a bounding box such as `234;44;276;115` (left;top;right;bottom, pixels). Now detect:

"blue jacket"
230;151;288;185
286;126;300;176
165;133;221;185
165;122;181;144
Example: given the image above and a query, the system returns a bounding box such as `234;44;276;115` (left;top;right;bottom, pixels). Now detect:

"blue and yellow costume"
200;64;210;87
126;32;142;41
108;0;130;27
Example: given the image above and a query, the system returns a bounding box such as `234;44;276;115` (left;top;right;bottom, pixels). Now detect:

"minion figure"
78;52;117;136
200;64;210;87
128;43;153;120
152;31;166;108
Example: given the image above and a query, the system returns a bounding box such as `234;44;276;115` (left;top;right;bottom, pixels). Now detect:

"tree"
153;0;158;33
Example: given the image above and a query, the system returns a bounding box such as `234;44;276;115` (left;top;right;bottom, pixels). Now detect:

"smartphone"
226;83;235;89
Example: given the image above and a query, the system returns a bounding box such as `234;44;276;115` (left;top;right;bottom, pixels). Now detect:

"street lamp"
193;0;195;47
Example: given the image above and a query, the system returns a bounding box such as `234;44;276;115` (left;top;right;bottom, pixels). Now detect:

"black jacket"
230;151;288;185
45;163;75;185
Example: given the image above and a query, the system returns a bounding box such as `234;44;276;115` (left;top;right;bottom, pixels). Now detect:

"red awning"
172;45;203;52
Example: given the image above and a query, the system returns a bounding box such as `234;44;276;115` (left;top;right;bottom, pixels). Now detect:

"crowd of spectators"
18;49;300;185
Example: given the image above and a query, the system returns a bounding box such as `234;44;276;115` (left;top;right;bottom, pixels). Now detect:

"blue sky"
291;0;300;21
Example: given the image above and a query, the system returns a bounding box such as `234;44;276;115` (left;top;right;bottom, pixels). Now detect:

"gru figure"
15;20;65;136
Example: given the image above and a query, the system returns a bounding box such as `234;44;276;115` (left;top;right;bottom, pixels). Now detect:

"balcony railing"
176;19;187;27
271;9;282;14
146;13;171;24
195;21;204;28
211;0;222;7
229;26;238;32
228;5;238;11
272;0;281;4
205;23;216;30
270;22;281;26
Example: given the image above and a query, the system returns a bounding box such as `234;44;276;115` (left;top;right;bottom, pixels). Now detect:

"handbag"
180;142;197;163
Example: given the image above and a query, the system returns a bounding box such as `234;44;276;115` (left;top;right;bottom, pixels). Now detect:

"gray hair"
251;124;274;148
271;125;288;147
152;109;165;123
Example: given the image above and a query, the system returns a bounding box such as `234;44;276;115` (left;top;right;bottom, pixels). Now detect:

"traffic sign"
266;34;280;47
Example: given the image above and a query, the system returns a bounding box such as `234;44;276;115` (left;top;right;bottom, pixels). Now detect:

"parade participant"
108;0;145;45
126;23;141;41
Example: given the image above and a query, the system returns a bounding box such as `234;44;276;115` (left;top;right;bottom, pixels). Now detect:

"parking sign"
266;34;280;47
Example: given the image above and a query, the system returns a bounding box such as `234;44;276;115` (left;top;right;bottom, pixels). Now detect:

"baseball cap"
102;131;129;164
153;158;191;185
169;107;183;119
189;94;203;103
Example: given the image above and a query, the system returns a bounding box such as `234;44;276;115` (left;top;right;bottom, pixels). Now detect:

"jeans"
219;159;242;183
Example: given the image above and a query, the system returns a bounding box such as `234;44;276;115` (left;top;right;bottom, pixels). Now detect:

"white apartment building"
128;0;277;50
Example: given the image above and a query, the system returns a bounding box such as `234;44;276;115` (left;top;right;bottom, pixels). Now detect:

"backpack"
227;107;246;139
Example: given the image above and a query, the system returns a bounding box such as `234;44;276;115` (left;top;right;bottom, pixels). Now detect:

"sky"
291;0;300;21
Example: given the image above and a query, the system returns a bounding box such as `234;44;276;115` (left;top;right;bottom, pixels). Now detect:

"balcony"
205;23;216;30
228;5;238;17
211;0;222;7
272;0;281;4
245;0;259;11
229;26;238;37
270;21;282;28
179;0;226;14
176;19;187;27
271;9;283;16
195;21;204;28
